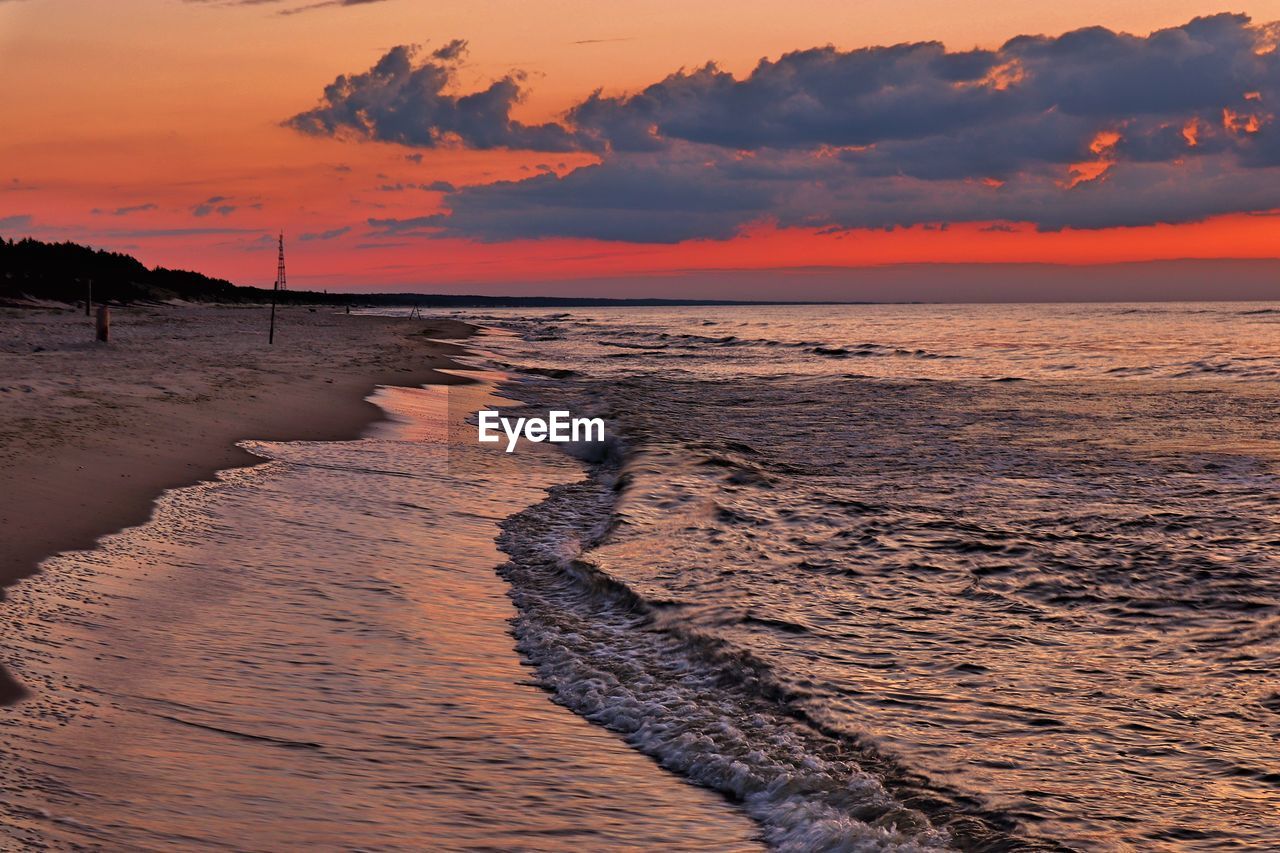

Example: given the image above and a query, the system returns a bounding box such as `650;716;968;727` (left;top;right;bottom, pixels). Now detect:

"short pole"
85;280;92;316
96;305;110;343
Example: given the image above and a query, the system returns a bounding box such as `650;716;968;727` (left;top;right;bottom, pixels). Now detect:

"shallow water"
467;304;1280;851
0;376;762;850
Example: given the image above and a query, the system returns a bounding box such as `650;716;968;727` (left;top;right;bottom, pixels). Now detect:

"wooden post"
269;231;285;345
85;279;92;316
96;305;110;343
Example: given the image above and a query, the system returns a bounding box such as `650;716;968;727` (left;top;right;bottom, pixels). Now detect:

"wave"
494;393;1066;852
472;308;1280;848
1102;358;1280;379
809;344;957;360
1168;358;1280;378
517;366;581;379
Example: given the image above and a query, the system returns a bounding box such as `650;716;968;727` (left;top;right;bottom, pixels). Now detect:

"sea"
473;303;1280;851
2;302;1279;851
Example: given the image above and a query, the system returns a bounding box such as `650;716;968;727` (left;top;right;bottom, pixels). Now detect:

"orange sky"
3;0;1280;295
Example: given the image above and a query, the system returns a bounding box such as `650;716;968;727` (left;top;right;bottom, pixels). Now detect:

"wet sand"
0;305;474;703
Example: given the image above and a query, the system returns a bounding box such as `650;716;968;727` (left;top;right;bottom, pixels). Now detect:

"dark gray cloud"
92;203;159;217
0;214;33;232
388;146;1280;241
191;196;261;217
569;13;1278;158
299;226;352;241
103;227;259;237
193;196;235;217
568;47;1013;152
377;181;455;192
182;0;390;15
280;0;389;16
431;38;467;61
286;41;582;151
572;37;636;46
786;155;1280;233
370;153;775;243
301;14;1280;241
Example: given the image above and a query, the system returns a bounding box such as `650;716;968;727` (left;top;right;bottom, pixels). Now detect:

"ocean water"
461;303;1280;851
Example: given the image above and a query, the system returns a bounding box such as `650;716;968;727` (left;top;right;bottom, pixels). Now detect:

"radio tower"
276;232;288;292
269;231;286;345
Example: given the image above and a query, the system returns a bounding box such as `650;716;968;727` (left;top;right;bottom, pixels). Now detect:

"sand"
0;303;476;703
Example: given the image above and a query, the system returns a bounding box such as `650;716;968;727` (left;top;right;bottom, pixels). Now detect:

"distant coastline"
0;234;839;308
8;233;1280;307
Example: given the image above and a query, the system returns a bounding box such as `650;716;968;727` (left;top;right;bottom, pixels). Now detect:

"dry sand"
0;303;475;702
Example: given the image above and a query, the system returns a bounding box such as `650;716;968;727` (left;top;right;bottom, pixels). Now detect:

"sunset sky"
5;0;1280;297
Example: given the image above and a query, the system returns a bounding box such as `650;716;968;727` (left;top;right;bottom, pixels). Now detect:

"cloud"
569;14;1278;155
191;195;261;217
92;203;159;217
387;146;1280;241
238;233;280;250
370;152;776;243
103;227;259;237
572;37;636;46
299;14;1280;241
286;41;583;151
299;225;352;241
182;0;390;15
377;180;455;192
279;0;389;15
193;196;235;217
0;214;33;232
430;37;468;61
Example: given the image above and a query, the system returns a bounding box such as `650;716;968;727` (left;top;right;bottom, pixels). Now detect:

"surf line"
477;410;605;453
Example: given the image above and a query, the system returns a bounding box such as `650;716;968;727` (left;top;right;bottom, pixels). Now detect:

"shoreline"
0;304;478;704
0;340;765;849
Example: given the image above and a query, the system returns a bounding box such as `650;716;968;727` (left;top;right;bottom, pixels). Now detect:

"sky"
4;0;1280;298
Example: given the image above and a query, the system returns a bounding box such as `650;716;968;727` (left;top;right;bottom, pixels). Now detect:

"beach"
12;1;1280;847
5;301;1280;850
0;304;473;700
0;304;763;849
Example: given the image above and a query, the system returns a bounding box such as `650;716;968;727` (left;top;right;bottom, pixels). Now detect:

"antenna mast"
276;232;287;292
269;231;286;345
